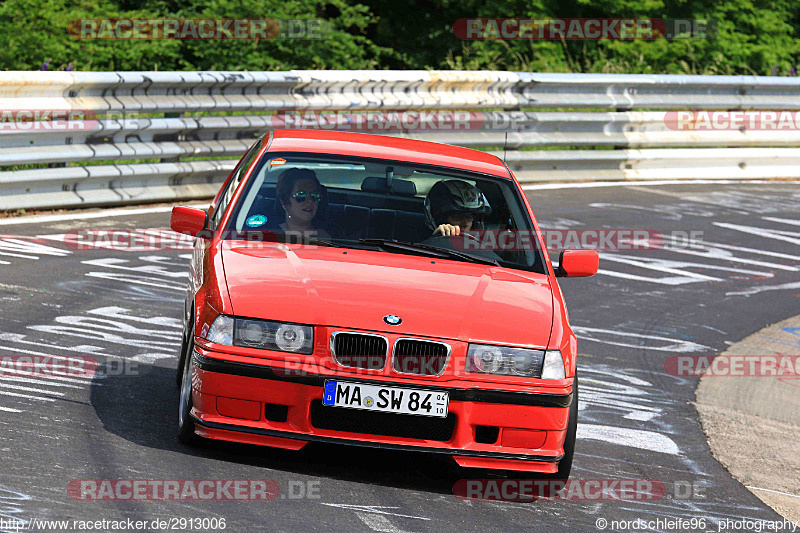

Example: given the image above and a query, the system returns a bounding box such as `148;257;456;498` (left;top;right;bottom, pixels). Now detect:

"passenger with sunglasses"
276;168;330;239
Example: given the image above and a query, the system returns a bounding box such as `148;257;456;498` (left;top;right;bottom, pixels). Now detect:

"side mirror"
555;249;599;277
171;206;208;237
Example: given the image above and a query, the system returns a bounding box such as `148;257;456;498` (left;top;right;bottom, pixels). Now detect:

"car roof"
266;129;512;179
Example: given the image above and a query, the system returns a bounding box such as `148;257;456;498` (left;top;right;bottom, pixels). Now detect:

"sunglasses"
290;191;322;203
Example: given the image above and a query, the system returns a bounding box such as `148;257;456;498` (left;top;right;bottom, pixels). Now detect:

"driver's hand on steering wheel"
433;224;462;237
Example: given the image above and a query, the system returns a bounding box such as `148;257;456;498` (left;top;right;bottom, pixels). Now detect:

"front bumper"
189;349;573;473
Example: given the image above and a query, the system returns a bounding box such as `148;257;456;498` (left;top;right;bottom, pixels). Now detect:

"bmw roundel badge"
383;314;402;326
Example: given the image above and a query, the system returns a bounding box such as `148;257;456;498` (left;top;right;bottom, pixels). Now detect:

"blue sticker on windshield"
246;215;267;227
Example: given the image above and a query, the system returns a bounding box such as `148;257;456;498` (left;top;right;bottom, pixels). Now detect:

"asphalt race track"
0;181;797;533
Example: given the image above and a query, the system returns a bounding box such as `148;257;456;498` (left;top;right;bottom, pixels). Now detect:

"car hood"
221;242;553;347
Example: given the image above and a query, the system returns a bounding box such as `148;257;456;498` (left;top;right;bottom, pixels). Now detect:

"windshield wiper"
359;238;500;266
305;237;345;248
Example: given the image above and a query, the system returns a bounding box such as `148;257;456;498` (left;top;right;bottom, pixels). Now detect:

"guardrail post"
160;111;183;163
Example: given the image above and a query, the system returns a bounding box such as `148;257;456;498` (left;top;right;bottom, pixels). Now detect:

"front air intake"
330;332;388;370
393;338;451;375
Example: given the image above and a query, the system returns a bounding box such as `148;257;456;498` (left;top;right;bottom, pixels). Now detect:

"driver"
424;180;491;237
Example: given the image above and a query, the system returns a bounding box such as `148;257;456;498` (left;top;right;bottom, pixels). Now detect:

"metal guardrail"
1;71;800;210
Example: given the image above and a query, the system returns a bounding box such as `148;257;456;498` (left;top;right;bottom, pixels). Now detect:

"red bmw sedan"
171;129;598;478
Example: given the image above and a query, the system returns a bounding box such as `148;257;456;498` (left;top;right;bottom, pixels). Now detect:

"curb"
695;315;800;524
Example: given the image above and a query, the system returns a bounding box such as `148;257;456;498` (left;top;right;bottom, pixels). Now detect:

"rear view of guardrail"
2;70;800;210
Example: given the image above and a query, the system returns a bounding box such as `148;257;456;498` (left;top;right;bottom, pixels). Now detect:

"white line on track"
577;424;680;455
84;272;185;291
573;326;709;352
0;405;22;413
0;375;88;390
715;222;800;246
522;179;800;191
0;371;99;385
0;382;65;396
0;202;209;226
763;217;800;226
0;251;39;260
746;486;800;499
0;390;56;401
656;239;799;272
320;504;430;521
0;345;55;357
0;333;113;361
687;240;800;261
727;280;800;297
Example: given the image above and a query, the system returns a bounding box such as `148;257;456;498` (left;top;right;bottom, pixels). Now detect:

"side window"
211;140;262;230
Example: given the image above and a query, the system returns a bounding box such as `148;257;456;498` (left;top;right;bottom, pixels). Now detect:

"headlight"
207;315;234;345
205;315;314;355
541;350;566;380
466;344;545;377
274;324;308;352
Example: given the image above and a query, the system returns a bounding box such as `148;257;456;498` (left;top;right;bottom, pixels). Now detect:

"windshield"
223;153;547;274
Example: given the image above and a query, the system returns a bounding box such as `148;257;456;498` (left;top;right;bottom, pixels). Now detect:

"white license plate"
322;380;449;418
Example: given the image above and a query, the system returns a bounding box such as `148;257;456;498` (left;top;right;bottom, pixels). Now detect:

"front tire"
177;321;197;445
175;321;190;387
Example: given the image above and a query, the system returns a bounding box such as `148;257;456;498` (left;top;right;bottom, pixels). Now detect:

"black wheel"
175;319;190;387
177;320;197;445
507;374;578;482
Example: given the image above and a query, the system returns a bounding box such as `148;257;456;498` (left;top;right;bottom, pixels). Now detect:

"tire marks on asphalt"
0;486;31;533
0;254;188;414
573;327;709;352
571;190;800;288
